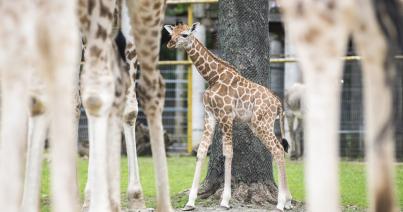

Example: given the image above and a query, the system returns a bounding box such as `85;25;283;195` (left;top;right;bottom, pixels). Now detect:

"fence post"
187;4;194;153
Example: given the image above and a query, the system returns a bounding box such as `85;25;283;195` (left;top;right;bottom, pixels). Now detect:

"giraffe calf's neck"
186;37;237;85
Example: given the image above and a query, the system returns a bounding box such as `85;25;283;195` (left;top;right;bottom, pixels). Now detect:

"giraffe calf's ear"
191;22;200;32
164;25;173;35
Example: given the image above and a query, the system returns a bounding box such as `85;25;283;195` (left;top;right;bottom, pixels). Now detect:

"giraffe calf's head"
164;22;199;49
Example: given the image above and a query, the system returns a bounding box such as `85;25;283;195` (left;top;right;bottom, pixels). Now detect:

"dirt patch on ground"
123;201;304;212
174;201;305;212
125;203;373;212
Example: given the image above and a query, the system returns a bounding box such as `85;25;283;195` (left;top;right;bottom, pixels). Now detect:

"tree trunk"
199;0;279;205
395;60;403;161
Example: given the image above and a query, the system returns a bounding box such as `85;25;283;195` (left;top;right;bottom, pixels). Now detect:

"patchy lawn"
39;156;403;211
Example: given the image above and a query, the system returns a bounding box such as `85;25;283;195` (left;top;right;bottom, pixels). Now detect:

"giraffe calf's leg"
250;112;291;211
220;154;233;210
184;111;216;211
263;136;291;211
219;123;234;210
273;151;292;211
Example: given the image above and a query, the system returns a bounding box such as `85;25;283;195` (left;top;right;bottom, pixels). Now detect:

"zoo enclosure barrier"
77;0;403;160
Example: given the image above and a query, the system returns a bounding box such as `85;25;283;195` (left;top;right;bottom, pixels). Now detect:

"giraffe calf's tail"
278;104;289;153
281;138;289;153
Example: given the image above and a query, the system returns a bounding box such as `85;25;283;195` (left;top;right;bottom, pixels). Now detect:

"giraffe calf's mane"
196;39;237;71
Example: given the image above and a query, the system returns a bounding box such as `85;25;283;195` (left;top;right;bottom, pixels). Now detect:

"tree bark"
199;0;279;205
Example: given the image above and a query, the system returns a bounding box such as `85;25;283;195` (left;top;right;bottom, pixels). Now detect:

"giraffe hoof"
218;205;231;210
284;204;293;210
127;208;154;212
81;204;89;212
182;205;196;211
284;199;293;210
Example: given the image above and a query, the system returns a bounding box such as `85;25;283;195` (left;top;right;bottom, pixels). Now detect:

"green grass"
40;156;403;210
274;161;403;208
40;156;208;211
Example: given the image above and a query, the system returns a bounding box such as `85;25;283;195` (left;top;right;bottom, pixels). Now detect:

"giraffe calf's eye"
181;34;189;38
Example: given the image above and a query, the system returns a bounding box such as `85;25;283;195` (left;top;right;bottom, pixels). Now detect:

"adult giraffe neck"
185;37;235;85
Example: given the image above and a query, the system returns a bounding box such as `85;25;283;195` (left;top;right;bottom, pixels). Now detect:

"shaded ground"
173;205;371;212
125;203;372;212
124;204;304;212
173;201;305;212
169;189;305;212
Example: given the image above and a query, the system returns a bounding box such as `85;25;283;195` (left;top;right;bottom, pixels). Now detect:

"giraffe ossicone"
165;23;292;211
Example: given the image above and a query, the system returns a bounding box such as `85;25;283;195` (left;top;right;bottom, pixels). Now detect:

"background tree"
198;0;280;205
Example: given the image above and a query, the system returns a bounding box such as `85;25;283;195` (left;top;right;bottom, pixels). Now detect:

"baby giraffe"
164;23;292;211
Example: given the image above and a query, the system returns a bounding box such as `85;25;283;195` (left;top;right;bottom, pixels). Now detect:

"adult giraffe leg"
36;0;81;210
0;1;34;211
219;120;234;209
81;0;121;210
0;68;30;211
279;1;350;211
76;5;92;208
126;0;172;211
138;74;171;211
123;99;146;209
107;113;122;212
22;69;81;212
121;5;146;206
352;2;397;211
184;110;216;211
86;115;112;211
22;96;49;212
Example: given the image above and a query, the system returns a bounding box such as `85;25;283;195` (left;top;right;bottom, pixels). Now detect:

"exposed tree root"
198;181;278;206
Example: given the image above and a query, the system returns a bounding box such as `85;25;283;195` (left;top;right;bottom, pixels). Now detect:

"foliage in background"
166;4;188;16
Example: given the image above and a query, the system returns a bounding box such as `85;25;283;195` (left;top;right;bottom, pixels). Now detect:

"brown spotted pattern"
167;24;287;160
126;0;167;118
79;0;130;211
123;40;139;126
167;24;291;210
80;0;172;210
124;0;174;211
80;0;118;116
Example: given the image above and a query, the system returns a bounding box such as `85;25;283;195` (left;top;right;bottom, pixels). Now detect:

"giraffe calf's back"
206;69;281;123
